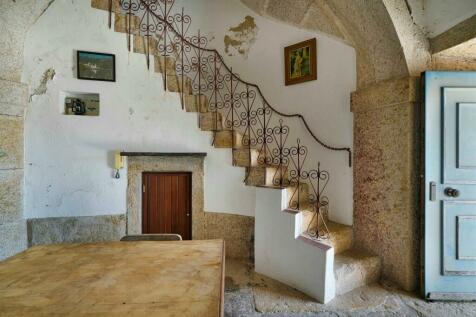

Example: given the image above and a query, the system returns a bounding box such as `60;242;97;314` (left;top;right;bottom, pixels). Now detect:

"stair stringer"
254;186;336;304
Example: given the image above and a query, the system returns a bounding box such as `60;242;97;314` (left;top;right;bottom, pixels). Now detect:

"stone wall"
0;0;55;260
351;77;421;291
27;214;126;246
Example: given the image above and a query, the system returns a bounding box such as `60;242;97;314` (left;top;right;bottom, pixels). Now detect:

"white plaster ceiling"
406;0;476;38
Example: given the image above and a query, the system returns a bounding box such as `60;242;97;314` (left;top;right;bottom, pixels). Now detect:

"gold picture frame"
284;38;317;86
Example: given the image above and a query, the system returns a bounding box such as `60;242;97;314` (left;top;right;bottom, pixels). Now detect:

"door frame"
141;171;193;238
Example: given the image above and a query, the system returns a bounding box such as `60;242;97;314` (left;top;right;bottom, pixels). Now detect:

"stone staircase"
91;0;381;299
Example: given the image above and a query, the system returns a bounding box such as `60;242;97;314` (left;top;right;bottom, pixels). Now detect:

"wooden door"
142;172;191;240
423;71;476;300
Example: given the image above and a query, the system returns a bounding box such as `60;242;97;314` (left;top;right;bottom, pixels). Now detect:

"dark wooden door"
142;172;191;240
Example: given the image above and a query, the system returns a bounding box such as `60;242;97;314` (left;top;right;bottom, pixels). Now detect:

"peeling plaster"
29;68;55;101
224;15;258;58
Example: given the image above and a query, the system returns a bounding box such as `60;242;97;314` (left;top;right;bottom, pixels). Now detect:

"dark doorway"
142;172;192;240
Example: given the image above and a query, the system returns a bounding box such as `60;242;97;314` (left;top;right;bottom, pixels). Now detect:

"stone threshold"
120;152;207;157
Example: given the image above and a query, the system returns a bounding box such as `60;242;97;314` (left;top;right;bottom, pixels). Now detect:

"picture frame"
284;38;317;86
77;50;116;82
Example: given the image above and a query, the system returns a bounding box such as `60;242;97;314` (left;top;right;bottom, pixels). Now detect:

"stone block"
91;0;122;13
0;103;24;117
0;169;23;223
0;79;28;107
0;115;23;169
166;75;193;94
27;214;126;246
154;55;177;75
0;220;27;260
200;112;223;131
204;212;254;260
334;249;381;296
114;13;140;34
351;76;419;113
233;148;259;167
133;35;158;55
353;94;420;291
183;94;208;113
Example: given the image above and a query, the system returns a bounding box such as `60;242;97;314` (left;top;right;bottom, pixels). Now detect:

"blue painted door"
424;71;476;300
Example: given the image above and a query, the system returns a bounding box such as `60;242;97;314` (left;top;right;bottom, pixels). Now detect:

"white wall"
22;0;356;223
254;187;335;303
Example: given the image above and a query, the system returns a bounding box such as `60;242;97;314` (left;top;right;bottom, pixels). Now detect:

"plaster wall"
254;187;335;303
406;0;476;38
22;0;356;225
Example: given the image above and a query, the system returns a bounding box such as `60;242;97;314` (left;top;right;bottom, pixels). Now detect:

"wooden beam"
430;14;476;54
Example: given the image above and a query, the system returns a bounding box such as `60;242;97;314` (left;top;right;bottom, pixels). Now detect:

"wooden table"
0;240;225;316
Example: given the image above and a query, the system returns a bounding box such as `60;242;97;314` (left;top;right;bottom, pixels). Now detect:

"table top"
0;239;225;317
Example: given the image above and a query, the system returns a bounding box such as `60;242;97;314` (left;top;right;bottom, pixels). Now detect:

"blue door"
424;71;476;300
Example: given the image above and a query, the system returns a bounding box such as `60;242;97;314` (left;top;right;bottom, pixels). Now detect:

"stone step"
233;148;260;167
114;13;140;34
154;56;177;76
167;75;193;94
286;182;311;210
183;94;208;113
334;249;381;296
133;35;159;55
327;221;353;255
91;0;122;13
200;112;223;131
246;165;288;187
213;130;250;149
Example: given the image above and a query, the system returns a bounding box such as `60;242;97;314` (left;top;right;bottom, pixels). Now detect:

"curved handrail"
116;0;352;167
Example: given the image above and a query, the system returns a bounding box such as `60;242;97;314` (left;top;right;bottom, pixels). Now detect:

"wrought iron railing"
103;0;352;239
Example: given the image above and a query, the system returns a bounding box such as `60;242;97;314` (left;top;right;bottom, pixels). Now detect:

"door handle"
444;187;460;198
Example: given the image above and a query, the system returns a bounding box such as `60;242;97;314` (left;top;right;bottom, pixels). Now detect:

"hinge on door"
143;185;146;193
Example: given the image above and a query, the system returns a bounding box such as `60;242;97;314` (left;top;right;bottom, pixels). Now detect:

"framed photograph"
77;51;116;82
284;38;317;86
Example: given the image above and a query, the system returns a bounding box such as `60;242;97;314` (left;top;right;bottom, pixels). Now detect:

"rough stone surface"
0;169;23;224
382;0;431;76
126;156;254;259
204;212;254;260
334;249;381;296
224;260;476;317
0;115;23;170
352;77;420;292
266;0;313;25
0;1;54;82
0;80;29;106
0;220;27;261
27;214;126;246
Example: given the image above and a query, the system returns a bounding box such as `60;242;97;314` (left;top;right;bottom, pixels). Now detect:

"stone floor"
224;260;476;317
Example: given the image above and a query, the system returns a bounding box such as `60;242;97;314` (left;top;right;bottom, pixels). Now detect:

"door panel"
142;172;191;240
443;88;476;183
443;202;476;275
424;71;476;299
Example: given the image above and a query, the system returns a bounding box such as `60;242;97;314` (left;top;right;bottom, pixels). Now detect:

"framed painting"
284;38;317;86
77;51;116;82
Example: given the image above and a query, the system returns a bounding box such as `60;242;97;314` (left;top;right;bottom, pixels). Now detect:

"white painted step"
334;249;381;296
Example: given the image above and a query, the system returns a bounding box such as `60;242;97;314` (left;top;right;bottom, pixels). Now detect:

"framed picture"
284;38;317;86
77;51;116;82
